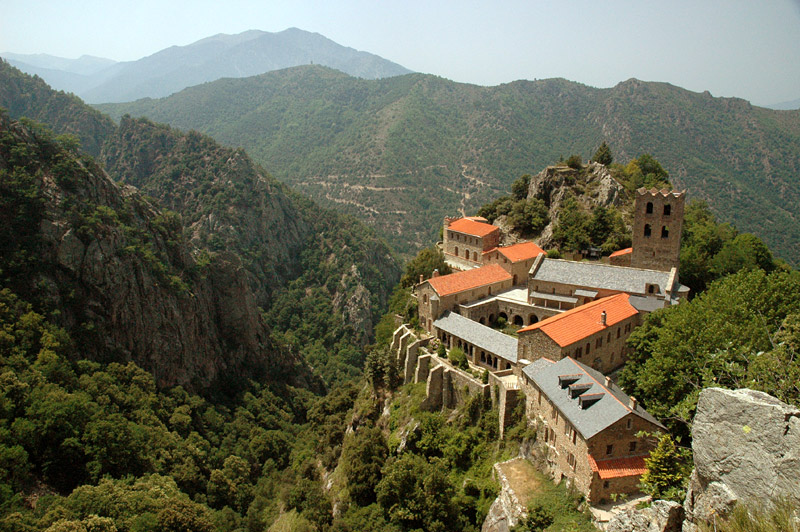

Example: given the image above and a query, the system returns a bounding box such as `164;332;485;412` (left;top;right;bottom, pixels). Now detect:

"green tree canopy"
592;141;613;165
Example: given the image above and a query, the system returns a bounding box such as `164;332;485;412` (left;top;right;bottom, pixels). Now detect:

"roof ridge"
544;257;673;275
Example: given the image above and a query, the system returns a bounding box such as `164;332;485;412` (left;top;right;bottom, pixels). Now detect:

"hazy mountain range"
97;66;800;265
2;28;412;103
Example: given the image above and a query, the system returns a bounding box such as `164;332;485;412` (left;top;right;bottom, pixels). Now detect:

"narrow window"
644;224;652;237
596;337;602;348
572;431;577;445
617;328;621;339
627;418;632;430
606;444;613;455
603;480;610;489
586;342;590;354
664;204;671;216
646;202;653;214
661;226;669;238
629;441;637;452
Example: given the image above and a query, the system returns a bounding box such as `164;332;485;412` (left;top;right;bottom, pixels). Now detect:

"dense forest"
96;65;800;265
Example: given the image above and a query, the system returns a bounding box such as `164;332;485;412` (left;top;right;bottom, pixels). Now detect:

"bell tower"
630;188;685;272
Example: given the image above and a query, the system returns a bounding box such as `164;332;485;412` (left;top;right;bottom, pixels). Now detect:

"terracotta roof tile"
517;293;638;346
426;264;512;297
609;247;633;258
486;242;545;263
448;218;500;238
588;454;648;479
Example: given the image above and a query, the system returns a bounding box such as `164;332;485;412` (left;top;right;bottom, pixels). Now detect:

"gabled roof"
588;455;648;479
433;311;518;364
609;247;633;258
517;293;638;347
530;258;687;298
486;241;545;263
447;218;500;238
522;356;664;439
425;264;512;297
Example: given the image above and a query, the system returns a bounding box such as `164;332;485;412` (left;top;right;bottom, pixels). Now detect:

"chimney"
629;396;638;410
600;311;607;326
432;269;440;278
604;375;612;388
419;274;424;284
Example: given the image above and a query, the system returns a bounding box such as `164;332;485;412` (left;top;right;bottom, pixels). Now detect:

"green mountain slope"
98;66;800;265
0;60;401;386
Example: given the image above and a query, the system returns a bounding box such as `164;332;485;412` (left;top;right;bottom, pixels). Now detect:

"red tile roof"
517;293;638;346
588;454;648;479
609;247;633;258
493;242;545;263
448;218;500;238
426;264;512;297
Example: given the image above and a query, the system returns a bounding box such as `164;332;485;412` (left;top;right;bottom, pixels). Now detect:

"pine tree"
593;141;613;165
640;433;689;501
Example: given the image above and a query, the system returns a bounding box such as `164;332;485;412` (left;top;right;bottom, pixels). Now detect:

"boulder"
684;388;800;525
607;500;684;532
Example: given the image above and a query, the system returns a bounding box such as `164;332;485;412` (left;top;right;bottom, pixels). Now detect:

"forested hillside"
0;60;402;385
98;66;800;265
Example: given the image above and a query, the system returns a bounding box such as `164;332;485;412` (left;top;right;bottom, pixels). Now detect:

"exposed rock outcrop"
482;458;528;532
527;161;627;247
606;500;684;532
683;388;800;529
1;114;312;392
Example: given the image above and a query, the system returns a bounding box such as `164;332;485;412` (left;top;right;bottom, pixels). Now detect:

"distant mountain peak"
6;28;413;103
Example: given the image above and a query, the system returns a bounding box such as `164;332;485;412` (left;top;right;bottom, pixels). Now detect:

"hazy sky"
2;0;799;106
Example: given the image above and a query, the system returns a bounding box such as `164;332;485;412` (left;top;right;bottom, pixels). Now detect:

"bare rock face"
481;459;528;532
607;500;684;532
683;388;800;527
527;161;627;247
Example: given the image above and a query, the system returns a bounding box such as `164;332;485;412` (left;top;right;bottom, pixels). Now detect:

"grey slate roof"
531;258;687;298
529;291;579;304
522;356;664;439
434;311;518;363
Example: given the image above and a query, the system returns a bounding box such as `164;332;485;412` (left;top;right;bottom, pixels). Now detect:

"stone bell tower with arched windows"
630;188;685;272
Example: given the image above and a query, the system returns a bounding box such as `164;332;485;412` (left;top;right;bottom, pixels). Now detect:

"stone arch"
493;358;499;369
513;315;524;326
505;362;511;370
498;312;508;322
479;317;486;325
528;314;539;325
488;313;495;324
480;351;486;363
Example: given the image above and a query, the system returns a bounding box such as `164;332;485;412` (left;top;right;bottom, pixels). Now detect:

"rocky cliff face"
0;114;311;391
683;387;800;529
527;161;628;247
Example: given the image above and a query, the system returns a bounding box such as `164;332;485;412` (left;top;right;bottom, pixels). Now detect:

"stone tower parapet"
630;188;685;272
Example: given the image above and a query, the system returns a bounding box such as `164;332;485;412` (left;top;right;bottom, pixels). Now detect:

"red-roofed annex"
517;294;639;374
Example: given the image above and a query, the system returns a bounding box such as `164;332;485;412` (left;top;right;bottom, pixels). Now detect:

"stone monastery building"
396;187;687;505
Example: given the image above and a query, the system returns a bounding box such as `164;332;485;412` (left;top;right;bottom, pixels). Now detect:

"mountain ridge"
2;28;413;103
96;65;800;265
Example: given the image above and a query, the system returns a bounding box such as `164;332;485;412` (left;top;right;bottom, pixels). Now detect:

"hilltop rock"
527;162;627;247
683;388;800;529
606;500;684;532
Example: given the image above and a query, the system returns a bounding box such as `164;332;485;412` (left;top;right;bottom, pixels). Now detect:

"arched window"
646;202;653;214
423;294;428;304
529;314;539;325
664;204;671;216
472;251;478;261
644;224;652;237
464;249;469;258
661;226;669;238
455;246;459;256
